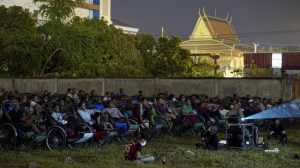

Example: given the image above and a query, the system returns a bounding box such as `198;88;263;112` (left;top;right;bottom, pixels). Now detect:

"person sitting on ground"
228;99;245;120
77;102;102;131
103;101;126;119
181;99;199;125
218;105;229;119
10;100;42;134
66;88;72;97
103;100;129;130
137;90;144;100
51;103;68;126
90;90;97;101
201;121;218;150
124;136;155;164
268;119;288;145
93;97;106;111
102;92;109;102
0;88;5;97
71;88;79;100
117;88;125;97
154;97;176;120
133;98;154;129
29;101;42;121
0;104;11;124
0;106;3;123
181;99;195;115
209;105;222;121
19;95;29;107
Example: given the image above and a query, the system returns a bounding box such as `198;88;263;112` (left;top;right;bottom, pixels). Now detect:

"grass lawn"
1;128;300;168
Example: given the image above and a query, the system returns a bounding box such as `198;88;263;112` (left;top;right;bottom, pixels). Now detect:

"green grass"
1;129;300;168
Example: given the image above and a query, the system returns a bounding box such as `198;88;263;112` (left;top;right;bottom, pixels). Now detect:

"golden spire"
203;6;207;18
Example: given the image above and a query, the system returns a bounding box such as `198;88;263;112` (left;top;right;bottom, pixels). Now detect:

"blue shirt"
94;103;105;111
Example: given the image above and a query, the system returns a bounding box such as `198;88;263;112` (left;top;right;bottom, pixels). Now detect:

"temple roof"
189;13;240;44
180;10;254;57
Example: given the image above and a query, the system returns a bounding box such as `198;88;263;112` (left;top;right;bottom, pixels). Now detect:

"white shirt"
72;93;79;100
51;112;68;125
77;109;98;125
67;93;73;98
219;109;229;118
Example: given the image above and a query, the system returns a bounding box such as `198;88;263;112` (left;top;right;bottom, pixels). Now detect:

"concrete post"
12;78;15;91
284;78;292;100
54;78;58;93
281;77;290;101
214;78;219;97
101;78;105;96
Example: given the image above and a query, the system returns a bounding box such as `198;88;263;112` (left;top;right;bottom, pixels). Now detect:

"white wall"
74;8;90;18
100;0;111;24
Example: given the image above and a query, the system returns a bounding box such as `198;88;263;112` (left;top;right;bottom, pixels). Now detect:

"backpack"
124;142;137;161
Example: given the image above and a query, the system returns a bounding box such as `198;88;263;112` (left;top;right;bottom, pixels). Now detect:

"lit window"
272;53;282;68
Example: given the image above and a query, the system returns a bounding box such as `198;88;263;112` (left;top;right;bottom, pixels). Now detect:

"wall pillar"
214;78;219;97
12;78;15;91
102;78;105;96
54;78;58;93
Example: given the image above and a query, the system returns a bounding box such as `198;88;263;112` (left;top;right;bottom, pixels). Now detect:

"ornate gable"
190;16;213;40
189;10;239;44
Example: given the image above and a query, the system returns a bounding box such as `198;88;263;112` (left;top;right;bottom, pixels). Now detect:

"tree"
230;69;243;78
38;17;145;77
135;34;156;76
244;65;273;77
31;0;86;77
33;0;83;23
282;46;300;52
192;60;216;77
135;35;193;77
153;36;193;77
0;6;43;77
0;4;212;78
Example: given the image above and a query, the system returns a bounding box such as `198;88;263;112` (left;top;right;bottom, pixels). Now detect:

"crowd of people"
0;88;290;163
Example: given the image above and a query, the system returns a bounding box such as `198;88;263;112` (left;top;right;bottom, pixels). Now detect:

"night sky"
112;0;300;45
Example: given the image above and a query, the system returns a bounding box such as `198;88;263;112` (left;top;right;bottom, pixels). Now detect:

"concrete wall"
14;79;57;93
154;79;215;97
0;78;292;100
0;79;13;91
105;78;156;96
217;79;283;100
57;78;103;95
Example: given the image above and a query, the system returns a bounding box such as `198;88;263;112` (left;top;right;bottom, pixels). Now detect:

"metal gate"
292;80;300;99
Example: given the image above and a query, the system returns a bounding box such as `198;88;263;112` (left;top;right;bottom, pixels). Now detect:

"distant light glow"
219;140;227;145
272;53;282;68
